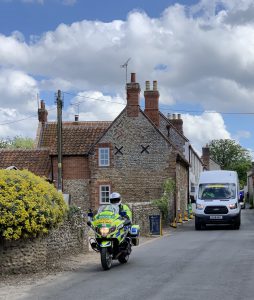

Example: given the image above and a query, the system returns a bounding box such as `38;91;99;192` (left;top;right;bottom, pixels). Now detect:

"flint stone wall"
130;202;162;235
0;214;88;275
89;110;175;209
63;179;91;211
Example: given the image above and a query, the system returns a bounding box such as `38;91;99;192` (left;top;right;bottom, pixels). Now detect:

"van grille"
204;206;228;215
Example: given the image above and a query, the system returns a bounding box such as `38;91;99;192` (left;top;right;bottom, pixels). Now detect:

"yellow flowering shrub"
0;169;68;240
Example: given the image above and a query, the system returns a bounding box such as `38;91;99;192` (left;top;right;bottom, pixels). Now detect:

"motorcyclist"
109;192;132;222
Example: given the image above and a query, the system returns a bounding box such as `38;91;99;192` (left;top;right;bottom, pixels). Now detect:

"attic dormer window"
99;147;110;166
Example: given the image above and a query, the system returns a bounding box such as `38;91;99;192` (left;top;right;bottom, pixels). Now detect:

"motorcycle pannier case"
130;225;140;246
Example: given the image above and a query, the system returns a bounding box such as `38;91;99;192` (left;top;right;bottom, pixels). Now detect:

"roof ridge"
159;112;189;142
0;149;50;152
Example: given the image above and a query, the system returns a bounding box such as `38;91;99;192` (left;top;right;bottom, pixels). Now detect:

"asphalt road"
22;209;254;300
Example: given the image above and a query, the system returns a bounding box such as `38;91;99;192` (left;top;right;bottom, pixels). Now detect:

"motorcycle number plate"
96;218;111;224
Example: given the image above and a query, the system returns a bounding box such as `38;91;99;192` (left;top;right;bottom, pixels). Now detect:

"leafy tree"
0;136;34;149
208;139;252;187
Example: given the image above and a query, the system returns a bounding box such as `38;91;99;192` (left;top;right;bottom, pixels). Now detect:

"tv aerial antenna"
120;58;131;84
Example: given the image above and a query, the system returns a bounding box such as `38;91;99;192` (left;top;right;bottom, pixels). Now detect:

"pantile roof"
0;149;51;178
38;121;111;155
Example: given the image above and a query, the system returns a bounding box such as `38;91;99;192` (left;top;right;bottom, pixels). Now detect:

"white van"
195;170;241;230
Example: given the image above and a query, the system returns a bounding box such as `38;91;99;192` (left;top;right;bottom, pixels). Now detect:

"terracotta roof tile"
0;149;51;178
38;121;111;155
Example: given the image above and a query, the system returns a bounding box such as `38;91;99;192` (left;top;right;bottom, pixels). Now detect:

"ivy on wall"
152;178;175;221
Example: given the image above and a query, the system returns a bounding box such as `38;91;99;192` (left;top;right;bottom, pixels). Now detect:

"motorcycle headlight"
99;227;109;237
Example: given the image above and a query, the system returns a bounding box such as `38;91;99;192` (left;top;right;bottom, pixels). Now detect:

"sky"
0;0;254;156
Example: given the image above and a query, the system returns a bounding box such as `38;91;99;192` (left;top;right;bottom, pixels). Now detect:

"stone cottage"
34;73;190;222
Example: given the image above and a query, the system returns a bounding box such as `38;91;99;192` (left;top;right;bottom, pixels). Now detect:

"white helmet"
109;192;122;206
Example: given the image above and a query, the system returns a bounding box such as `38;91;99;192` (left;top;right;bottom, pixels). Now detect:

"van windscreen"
198;183;236;200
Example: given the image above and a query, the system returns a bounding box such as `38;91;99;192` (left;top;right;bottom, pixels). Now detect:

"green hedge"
0;169;68;240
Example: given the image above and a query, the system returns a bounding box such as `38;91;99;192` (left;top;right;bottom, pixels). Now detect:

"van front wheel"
195;217;202;230
233;214;241;230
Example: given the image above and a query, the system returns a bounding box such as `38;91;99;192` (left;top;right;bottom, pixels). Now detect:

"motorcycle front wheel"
101;247;112;270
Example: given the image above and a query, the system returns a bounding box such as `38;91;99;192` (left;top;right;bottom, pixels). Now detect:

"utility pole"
56;90;63;192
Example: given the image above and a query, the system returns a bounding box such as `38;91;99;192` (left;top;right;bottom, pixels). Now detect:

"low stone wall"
0;213;88;275
0;203;162;274
129;202;162;235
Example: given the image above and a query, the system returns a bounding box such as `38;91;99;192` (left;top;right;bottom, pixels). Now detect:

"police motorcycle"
87;205;140;270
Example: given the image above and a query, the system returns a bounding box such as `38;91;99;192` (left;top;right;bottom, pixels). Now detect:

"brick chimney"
38;100;48;124
126;73;140;117
169;113;183;135
202;144;210;170
144;80;160;127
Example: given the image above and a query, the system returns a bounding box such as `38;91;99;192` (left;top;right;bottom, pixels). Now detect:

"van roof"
199;170;238;184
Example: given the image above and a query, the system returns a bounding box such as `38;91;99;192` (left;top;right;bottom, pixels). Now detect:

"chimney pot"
144;79;160;127
131;73;136;83
38;100;48;124
145;81;150;91
153;81;158;91
169;112;183;134
40;100;45;109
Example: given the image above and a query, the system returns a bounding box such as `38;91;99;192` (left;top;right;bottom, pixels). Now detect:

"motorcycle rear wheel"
118;254;129;264
101;248;112;270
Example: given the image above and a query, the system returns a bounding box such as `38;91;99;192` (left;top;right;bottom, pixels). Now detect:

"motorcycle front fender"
99;241;112;248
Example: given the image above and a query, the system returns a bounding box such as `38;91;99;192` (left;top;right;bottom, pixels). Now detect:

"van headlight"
196;203;204;210
229;203;237;209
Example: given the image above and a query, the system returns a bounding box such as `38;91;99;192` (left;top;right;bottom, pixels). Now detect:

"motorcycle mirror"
124;219;131;226
88;209;94;218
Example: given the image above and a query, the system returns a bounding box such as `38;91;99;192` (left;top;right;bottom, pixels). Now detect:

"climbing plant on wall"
152;178;175;222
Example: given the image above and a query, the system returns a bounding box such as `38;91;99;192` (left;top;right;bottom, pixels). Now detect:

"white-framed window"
100;185;110;204
99;147;110;166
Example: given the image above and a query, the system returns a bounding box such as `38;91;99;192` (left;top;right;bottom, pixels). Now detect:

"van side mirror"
190;195;196;204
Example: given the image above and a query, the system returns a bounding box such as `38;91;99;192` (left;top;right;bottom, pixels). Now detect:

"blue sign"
149;215;161;235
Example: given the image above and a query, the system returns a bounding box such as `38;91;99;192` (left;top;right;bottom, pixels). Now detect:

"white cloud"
182;112;231;152
1;0;254;143
0;108;38;138
63;91;126;122
0;69;38;113
0;2;253;112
